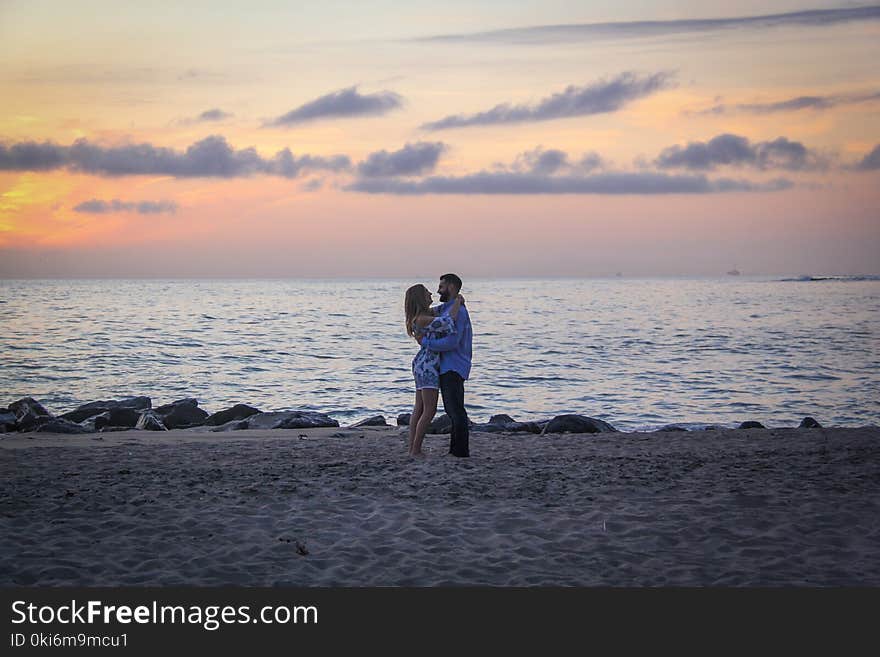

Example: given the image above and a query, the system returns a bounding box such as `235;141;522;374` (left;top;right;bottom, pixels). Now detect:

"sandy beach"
1;424;878;586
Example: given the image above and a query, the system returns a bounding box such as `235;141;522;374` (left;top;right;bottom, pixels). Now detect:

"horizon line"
3;273;879;281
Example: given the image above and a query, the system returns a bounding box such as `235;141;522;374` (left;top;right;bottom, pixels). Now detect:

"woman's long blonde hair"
404;284;431;337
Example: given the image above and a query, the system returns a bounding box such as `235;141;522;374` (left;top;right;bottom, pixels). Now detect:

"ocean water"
1;277;878;431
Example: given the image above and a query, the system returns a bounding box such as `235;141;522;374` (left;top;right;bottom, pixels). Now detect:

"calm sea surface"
1;277;878;431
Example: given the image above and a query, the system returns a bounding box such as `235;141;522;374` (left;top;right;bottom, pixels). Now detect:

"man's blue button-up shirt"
421;299;472;381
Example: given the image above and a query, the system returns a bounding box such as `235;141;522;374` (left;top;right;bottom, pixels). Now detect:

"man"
420;273;473;457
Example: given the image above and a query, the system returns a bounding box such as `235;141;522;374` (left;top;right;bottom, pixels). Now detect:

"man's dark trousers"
439;371;469;457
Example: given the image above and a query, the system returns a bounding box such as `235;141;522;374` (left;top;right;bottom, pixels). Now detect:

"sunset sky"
1;1;879;277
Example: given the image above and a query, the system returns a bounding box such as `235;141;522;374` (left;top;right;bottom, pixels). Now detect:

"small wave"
784;373;841;381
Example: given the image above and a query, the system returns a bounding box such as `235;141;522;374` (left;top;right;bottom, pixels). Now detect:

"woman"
404;284;463;457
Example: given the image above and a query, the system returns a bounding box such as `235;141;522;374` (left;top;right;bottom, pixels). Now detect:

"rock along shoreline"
1;395;829;437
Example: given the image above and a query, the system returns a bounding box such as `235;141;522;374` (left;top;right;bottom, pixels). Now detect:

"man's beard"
439;292;450;302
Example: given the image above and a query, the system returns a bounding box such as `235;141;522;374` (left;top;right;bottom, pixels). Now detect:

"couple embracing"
404;273;472;458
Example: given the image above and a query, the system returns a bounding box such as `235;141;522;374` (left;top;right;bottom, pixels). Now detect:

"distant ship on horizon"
727;266;741;276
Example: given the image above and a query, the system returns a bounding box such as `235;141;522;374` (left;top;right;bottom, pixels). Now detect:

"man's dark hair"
441;273;463;291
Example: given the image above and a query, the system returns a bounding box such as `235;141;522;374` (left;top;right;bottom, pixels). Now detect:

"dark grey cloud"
856;144;880;171
655;133;827;171
0;135;351;178
415;6;880;45
695;91;880;115
73;199;178;214
301;178;324;192
196;108;234;121
422;72;673;130
357;142;446;177
756;137;825;171
175;108;235;126
532;149;569;174
265;86;403;127
579;152;604;172
346;171;792;195
513;147;569;175
0;140;67;171
510;147;605;174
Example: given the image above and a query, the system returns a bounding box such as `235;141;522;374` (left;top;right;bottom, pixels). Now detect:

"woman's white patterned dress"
412;313;456;390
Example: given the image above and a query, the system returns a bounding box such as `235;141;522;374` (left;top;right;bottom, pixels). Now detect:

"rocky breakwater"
0;396;339;435
394;412;617;435
1;396;829;437
394;411;828;435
